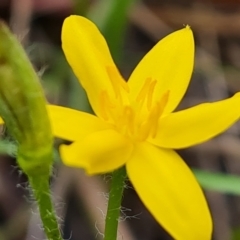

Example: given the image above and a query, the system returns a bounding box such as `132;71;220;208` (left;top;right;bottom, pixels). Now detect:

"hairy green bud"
0;22;53;176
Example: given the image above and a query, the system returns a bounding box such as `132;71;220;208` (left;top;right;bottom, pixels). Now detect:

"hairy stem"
29;176;63;240
104;166;126;240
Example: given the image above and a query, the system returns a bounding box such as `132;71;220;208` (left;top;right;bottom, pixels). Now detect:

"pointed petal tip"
185;24;191;30
151;92;240;149
177;24;193;40
128;21;194;115
182;24;193;37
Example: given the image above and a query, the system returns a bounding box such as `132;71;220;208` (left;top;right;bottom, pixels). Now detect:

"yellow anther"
138;102;159;141
136;77;151;103
138;120;151;141
99;91;109;121
138;90;170;140
136;78;158;111
99;90;116;121
159;90;170;114
149;102;161;138
147;79;157;111
106;66;129;101
106;76;169;142
150;90;170;138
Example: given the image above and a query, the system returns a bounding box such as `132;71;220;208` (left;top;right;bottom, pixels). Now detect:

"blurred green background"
1;0;240;239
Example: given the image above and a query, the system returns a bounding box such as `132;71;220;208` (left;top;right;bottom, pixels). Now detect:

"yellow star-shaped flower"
48;16;240;240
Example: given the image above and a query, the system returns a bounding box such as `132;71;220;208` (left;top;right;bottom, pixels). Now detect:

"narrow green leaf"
87;0;137;61
193;168;240;195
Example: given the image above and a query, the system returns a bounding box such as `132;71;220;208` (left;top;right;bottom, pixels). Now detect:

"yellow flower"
48;16;240;240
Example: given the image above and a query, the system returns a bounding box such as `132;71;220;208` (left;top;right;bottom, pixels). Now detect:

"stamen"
138;120;151;141
150;102;161;138
99;90;116;121
106;66;129;100
147;80;157;111
138;90;170;141
151;91;170;138
99;91;109;120
159;90;170;114
136;77;151;103
136;78;157;112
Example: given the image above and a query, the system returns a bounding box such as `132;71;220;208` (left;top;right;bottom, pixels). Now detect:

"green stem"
104;166;126;240
29;176;63;240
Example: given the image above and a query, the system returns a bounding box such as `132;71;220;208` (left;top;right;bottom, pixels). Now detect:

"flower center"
99;72;169;142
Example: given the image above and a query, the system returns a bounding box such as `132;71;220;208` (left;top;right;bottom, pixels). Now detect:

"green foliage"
193;168;240;195
88;0;137;61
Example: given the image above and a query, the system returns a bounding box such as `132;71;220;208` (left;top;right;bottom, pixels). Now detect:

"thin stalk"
29;176;63;240
104;166;126;240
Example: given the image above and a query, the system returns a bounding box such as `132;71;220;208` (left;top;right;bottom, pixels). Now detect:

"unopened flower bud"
0;22;53;176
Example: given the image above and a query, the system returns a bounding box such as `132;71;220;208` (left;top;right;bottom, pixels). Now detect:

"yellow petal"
149;93;240;149
0;117;3;124
128;26;194;114
60;129;133;175
47;105;110;141
62;16;128;118
126;142;212;240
